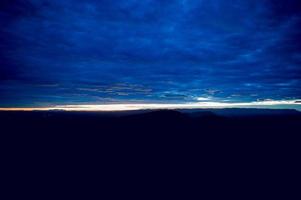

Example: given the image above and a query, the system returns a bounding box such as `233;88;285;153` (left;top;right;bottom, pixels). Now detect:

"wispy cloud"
196;97;212;101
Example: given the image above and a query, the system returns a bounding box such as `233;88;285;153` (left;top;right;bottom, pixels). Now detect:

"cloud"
161;93;188;100
0;0;300;106
196;97;212;101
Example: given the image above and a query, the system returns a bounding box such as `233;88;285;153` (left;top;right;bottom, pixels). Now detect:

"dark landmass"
1;108;300;134
1;109;301;197
1;108;300;148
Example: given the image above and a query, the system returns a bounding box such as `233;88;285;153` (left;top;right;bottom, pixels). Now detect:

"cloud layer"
0;0;301;106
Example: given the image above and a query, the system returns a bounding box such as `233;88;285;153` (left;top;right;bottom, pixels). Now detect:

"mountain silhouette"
1;108;301;196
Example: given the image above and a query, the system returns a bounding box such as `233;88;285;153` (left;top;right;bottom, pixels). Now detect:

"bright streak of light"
0;100;300;111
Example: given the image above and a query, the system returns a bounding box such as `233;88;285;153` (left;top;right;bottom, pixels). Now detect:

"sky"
0;0;301;109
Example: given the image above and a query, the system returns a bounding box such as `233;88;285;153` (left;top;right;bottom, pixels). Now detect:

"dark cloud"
0;0;301;106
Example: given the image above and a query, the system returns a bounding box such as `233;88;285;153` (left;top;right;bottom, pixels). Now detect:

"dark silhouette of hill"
182;108;301;117
124;109;188;119
1;108;301;198
120;110;189;125
1;108;300;135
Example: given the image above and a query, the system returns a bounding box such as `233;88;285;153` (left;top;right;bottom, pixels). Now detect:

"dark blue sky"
0;0;301;107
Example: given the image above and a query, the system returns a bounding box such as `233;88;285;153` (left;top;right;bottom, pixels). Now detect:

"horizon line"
0;100;300;111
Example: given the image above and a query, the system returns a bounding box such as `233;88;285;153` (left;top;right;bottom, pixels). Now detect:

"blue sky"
0;0;301;107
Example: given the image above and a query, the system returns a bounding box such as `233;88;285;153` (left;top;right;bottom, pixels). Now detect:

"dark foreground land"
2;108;301;133
1;109;301;198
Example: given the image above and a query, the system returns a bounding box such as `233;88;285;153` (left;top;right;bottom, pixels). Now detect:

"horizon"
1;99;301;111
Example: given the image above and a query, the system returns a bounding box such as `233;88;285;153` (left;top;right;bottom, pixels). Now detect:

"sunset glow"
1;100;300;111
